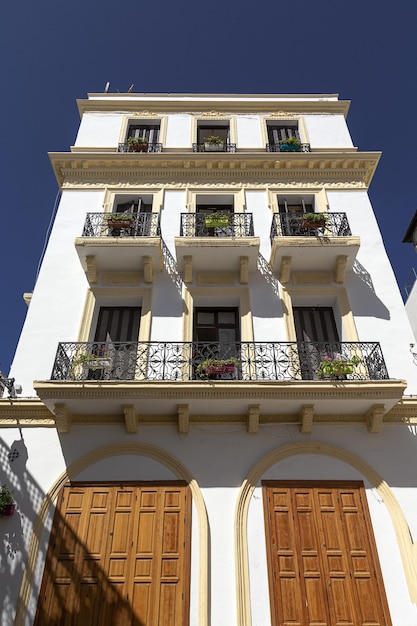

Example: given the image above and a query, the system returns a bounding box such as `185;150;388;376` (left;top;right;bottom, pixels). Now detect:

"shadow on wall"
0;437;145;625
349;260;391;320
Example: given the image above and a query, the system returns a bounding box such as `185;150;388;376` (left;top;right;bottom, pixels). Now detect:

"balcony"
192;143;236;153
74;213;162;283
175;213;259;279
50;340;389;383
117;142;163;153
266;142;311;153
269;212;360;282
35;340;405;431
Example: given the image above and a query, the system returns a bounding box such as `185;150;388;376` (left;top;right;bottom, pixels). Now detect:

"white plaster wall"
74;112;124;147
304;114;354;148
235;116;263;148
165;114;192;148
9;190;104;394
327;190;417;392
3;423;417;626
405;282;417;342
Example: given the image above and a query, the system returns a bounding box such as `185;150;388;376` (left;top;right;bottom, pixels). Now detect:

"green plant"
203;135;224;144
302;212;329;224
196;357;238;377
280;136;301;146
317;355;360;378
71;347;110;371
204;213;230;228
127;136;148;145
0;484;14;513
105;213;133;222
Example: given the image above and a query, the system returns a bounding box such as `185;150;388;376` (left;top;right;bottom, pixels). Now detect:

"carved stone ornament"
267;111;298;119
132;110;160;118
198;110;226;117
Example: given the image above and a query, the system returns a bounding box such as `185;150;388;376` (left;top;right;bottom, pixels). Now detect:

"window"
193;307;240;378
293;306;340;380
108;194;157;237
267;121;299;144
194;121;235;152
119;120;162;152
195;195;234;237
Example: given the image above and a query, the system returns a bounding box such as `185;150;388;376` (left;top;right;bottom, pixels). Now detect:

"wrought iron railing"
179;213;254;237
266;142;311;153
270;212;351;241
50;341;389;382
192;143;237;153
81;213;161;238
117;143;163;153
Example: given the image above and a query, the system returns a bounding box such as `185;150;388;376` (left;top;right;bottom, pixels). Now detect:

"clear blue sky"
2;0;417;374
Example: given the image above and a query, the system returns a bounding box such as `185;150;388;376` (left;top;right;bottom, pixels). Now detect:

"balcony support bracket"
124;404;138;433
334;255;348;283
365;403;385;433
299;404;315;434
184;256;193;284
247;404;260;434
279;256;292;284
240;257;249;284
178;404;189;434
143;256;154;284
86;255;98;283
54;403;72;433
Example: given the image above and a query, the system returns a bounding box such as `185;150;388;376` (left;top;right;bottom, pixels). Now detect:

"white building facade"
2;92;417;626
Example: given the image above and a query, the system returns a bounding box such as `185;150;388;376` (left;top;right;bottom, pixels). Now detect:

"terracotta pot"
1;503;15;516
107;220;132;229
205;363;235;375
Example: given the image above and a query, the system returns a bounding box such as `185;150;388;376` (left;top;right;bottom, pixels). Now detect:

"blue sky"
2;0;417;374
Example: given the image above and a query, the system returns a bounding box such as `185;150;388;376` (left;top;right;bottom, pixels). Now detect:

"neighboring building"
2;92;417;626
403;211;417;341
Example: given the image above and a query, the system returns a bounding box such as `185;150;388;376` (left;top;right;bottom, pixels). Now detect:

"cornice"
49;151;380;190
76;96;350;118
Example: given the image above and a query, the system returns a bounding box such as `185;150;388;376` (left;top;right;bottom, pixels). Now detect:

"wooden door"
263;481;392;626
34;483;191;626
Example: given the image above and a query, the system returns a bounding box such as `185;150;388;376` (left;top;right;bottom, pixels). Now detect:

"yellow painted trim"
281;286;358;341
118;114;167;147
183;287;253;344
235;441;417;626
185;186;246;213
78;289;95;341
192;114;236;148
268;186;329;214
103;186;164;214
15;443;209;626
260;114;309;150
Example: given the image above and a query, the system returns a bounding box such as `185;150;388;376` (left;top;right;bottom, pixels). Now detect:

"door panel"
263;482;392;626
35;483;191;626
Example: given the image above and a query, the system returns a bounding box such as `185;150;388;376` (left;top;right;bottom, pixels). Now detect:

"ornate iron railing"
50;341;389;382
270;212;351;241
117;143;163;153
192;143;237;153
81;213;161;238
266;142;311;152
179;213;254;237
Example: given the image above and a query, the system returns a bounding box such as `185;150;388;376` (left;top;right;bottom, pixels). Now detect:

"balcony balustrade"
117;142;163;153
51;341;389;383
270;212;351;241
192;143;236;153
179;213;254;237
266;142;311;152
82;213;161;238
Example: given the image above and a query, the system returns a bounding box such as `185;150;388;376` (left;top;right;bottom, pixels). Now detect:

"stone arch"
235;441;417;626
16;442;209;626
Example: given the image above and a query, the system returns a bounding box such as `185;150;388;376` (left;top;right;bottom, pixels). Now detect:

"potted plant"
106;213;133;229
71;348;111;371
204;213;230;228
279;136;302;152
127;136;149;152
203;135;225;151
301;212;329;229
0;484;15;517
317;355;360;379
196;357;238;378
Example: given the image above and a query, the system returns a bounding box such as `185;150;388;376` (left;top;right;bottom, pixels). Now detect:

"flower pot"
205;216;229;228
205;363;235;375
302;219;326;229
333;364;354;375
107;219;132;229
279;143;301;152
204;142;224;152
128;143;148;152
1;503;15;517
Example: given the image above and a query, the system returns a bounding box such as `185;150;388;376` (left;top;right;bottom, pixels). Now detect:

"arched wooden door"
35;482;191;626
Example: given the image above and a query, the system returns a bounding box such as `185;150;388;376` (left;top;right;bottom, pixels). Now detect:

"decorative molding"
279;256;291;284
334;255;348;283
299;404;315;433
131;110;160;118
178;404;190;434
247;405;260;434
240;257;249;284
143;256;154;283
198;110;227;118
102;271;142;284
124;404;138;433
365;404;386;433
54;403;72;433
62;179;369;190
266;111;298;119
85;255;98;283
